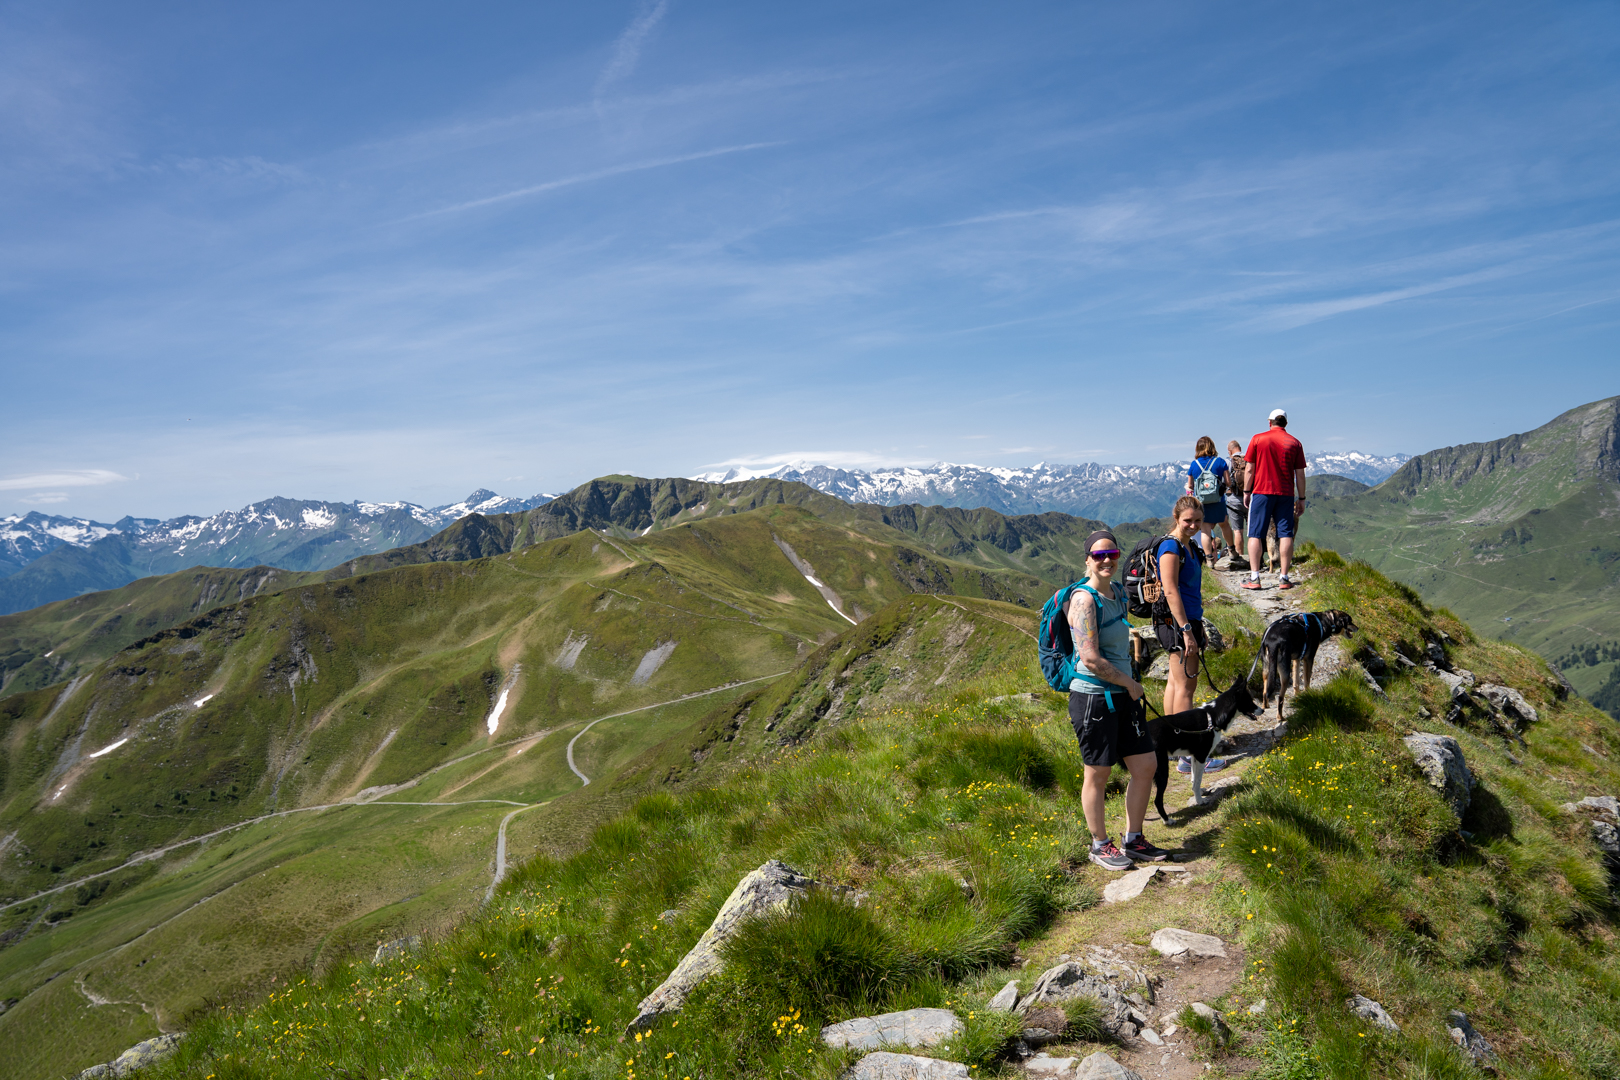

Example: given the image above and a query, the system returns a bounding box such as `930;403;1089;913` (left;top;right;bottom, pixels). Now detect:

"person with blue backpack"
1038;529;1169;869
1185;436;1232;563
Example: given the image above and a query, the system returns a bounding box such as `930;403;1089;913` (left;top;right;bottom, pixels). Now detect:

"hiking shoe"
1278;576;1295;590
1122;836;1171;863
1088;841;1133;871
1241;578;1262;590
1176;757;1228;774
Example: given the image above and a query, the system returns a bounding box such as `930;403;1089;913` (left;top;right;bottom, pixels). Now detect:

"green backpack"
1192;458;1223;503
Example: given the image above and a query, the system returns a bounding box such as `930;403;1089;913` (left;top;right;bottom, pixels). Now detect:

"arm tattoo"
1069;592;1133;688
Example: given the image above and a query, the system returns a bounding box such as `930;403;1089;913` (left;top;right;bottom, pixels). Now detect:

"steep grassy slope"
112;553;1620;1080
0;509;1055;1077
0;566;316;700
1299;396;1620;709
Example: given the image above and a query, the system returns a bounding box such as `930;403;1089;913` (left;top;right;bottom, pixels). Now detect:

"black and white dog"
1146;678;1261;823
1260;609;1358;721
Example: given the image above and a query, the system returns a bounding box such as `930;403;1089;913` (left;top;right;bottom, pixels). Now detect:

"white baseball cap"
1268;408;1288;421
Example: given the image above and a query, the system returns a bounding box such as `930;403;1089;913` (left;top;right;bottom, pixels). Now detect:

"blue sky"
3;0;1618;519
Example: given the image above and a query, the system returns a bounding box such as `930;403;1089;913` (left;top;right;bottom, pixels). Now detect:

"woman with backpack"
1185;437;1232;563
1066;530;1169;869
1154;497;1228;776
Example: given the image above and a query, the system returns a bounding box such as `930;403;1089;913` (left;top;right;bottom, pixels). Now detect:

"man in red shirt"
1242;408;1307;591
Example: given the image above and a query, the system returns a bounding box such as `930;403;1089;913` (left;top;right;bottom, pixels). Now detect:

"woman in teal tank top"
1065;531;1167;869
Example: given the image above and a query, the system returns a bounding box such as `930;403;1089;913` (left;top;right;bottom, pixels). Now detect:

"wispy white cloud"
0;469;127;490
19;492;69;504
595;0;671;104
414;141;784;217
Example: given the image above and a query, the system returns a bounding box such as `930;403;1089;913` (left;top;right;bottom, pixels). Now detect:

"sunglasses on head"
1088;549;1122;560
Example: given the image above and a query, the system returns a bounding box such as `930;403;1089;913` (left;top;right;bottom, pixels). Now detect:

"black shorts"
1153;618;1207;655
1069;690;1155;767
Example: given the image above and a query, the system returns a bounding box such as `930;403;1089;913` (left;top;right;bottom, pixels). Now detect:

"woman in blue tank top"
1066;530;1168;869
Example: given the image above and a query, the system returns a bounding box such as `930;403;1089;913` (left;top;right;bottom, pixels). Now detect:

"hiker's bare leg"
1279;536;1295;579
1123;752;1154;834
1082;764;1113;840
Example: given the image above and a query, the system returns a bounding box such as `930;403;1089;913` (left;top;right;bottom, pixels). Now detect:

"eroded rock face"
986;979;1020;1012
73;1034;184;1079
629;859;846;1031
1403;733;1475;818
820;1009;963;1051
845;1051;969;1079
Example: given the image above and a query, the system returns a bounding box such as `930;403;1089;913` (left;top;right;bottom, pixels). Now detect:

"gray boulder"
73;1034;184;1079
1188;1001;1231;1044
630;859;847;1030
986;979;1021;1012
1571;795;1620;820
1074;1052;1145;1079
821;1008;962;1051
845;1051;969;1079
1019;957;1145;1039
1347;994;1400;1033
1149;927;1227;958
1446;1010;1499;1069
1477;684;1538;726
1435;668;1476;696
1403;733;1475;818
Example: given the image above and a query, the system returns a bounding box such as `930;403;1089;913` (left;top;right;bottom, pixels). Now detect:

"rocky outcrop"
1403;733;1475;818
1476;684;1538;726
986;980;1020;1012
629;859;848;1031
72;1034;184;1079
820;1009;962;1051
1446;1010;1499;1070
1347;994;1400;1033
845;1051;969;1079
1018;951;1156;1040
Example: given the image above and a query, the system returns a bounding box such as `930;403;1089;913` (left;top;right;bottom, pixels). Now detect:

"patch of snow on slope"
301;507;337;529
87;738;128;759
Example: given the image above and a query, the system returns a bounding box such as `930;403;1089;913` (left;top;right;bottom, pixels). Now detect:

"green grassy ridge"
0;565;322;701
116;555;1620;1080
1297;396;1620;711
0;510;1062;1074
0;590;1041;1079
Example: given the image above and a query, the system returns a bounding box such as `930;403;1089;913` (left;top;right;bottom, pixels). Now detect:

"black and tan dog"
1260;609;1358;720
1147;678;1261;824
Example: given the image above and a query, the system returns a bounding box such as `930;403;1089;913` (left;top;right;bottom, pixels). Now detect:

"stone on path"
1024;1054;1077;1077
846;1051;969;1079
73;1034;184;1079
986;979;1021;1012
1446;1010;1499;1069
1188;1002;1231;1044
1020;958;1147;1039
1074;1051;1145;1079
1150;927;1228;958
1403;733;1475;818
821;1008;962;1051
1347;994;1400;1033
630;859;847;1030
1102;866;1160;904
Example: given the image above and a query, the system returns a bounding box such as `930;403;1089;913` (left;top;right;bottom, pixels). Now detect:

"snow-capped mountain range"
0;489;554;581
693;453;1410;522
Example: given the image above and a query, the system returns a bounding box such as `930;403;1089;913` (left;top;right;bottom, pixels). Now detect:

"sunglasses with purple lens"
1088;549;1122;560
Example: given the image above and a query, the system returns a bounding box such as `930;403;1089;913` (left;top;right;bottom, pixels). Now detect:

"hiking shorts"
1247;492;1297;540
1200;498;1227;526
1069;690;1154;767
